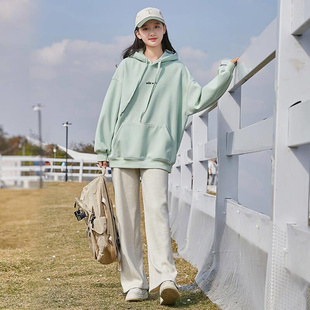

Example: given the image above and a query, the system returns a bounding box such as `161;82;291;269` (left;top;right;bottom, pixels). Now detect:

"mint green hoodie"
95;50;235;172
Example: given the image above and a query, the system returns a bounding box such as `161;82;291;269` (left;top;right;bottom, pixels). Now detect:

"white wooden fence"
0;155;111;188
168;0;310;309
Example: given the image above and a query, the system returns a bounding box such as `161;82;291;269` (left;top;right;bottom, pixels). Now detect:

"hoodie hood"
131;50;178;64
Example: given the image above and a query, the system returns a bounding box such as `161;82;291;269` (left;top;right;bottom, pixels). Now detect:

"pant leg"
112;168;148;293
140;169;177;293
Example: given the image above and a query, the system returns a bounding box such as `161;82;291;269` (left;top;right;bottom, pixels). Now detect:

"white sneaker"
159;281;180;306
125;287;148;302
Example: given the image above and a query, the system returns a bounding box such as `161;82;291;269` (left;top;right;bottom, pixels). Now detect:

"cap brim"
136;17;165;28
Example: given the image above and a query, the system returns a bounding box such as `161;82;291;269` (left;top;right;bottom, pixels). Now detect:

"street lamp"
33;104;43;188
62;121;72;182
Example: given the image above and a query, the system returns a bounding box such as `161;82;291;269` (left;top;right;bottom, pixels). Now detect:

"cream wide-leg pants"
112;168;177;293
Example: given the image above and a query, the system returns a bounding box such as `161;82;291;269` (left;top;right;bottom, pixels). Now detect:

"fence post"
265;0;310;308
271;0;310;231
192;113;208;195
213;86;241;268
79;159;84;183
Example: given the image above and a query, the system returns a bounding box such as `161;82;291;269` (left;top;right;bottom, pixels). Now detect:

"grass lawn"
0;181;219;309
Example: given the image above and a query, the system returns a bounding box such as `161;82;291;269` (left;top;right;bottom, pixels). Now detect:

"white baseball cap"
135;7;165;28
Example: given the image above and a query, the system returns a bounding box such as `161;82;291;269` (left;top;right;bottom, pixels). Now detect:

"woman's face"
135;19;166;50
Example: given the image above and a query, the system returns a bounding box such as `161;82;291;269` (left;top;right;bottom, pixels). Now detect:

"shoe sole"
126;292;148;302
160;287;180;305
126;297;148;302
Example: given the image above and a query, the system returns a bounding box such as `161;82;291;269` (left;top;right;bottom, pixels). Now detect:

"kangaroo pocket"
110;123;175;164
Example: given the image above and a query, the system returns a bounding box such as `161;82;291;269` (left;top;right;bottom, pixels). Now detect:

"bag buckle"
74;201;87;221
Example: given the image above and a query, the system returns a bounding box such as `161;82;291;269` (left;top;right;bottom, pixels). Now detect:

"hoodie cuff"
218;60;236;75
97;152;108;162
227;61;236;72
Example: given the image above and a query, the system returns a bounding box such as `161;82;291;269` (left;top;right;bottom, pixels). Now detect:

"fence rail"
168;0;310;309
0;155;111;188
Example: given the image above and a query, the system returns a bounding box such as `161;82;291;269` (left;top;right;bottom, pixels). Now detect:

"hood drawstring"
139;61;162;122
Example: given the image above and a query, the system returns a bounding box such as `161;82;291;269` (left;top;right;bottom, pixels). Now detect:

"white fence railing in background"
0;155;111;188
168;0;310;309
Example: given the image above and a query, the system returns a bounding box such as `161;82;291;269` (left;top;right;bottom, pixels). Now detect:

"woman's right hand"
231;57;240;64
98;161;109;168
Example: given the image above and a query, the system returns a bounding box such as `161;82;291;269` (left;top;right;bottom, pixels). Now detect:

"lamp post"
18;138;26;156
33;104;43;188
62;121;72;182
53;145;57;173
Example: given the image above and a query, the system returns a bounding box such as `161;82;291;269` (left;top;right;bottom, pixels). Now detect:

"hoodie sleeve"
94;77;122;162
185;61;235;116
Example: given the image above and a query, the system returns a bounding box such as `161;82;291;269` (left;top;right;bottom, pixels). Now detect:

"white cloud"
179;46;213;84
31;35;133;80
0;0;36;45
178;46;236;86
34;41;68;66
178;47;234;85
179;46;208;61
0;0;29;21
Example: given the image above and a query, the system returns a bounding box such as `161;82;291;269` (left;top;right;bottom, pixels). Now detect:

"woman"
95;7;238;305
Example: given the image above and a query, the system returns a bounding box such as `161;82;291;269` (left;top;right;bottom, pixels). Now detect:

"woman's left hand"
231;57;240;64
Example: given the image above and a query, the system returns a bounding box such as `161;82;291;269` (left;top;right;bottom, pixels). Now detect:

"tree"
0;126;92;157
0;126;9;154
44;144;68;158
71;142;95;154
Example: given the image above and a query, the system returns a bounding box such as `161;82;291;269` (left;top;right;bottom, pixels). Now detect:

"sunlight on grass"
0;182;220;309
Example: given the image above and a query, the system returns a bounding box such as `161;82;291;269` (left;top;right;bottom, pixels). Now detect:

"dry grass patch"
0;182;219;309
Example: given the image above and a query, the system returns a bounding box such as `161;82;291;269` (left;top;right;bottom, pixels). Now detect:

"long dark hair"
122;26;176;59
